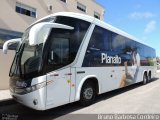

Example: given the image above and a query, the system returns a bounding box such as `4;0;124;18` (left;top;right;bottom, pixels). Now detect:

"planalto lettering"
101;53;121;64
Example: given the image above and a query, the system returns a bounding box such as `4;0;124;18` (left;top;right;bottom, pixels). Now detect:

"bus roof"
31;12;154;49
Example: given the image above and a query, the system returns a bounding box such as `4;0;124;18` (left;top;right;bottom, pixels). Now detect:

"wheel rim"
83;87;93;100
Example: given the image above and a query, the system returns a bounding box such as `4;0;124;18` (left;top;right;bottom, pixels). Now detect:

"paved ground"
0;90;11;100
0;72;160;120
72;76;160;114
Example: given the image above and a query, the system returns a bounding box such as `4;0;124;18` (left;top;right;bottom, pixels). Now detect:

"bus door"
45;37;72;107
46;68;71;107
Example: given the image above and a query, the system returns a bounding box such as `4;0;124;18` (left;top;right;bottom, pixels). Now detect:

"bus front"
3;15;91;110
9;29;46;110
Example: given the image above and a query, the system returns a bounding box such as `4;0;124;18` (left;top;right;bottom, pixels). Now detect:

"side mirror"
29;22;74;46
3;38;21;54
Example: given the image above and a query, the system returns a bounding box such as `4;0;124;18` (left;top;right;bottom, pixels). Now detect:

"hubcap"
83;88;93;100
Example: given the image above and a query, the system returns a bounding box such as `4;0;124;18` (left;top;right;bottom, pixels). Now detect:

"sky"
96;0;160;57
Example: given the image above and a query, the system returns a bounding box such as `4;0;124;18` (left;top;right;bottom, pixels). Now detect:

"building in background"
0;0;105;89
0;0;105;48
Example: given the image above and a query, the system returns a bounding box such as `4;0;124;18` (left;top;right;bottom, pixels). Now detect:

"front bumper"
10;87;46;110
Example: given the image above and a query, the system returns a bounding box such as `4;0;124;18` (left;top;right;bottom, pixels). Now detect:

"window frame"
94;11;101;20
77;2;87;13
15;2;37;18
60;0;67;3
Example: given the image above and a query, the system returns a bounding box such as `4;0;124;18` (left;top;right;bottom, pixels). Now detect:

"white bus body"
3;12;156;110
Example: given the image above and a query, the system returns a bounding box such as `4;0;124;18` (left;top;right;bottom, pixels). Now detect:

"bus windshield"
9;29;43;79
9;16;91;79
9;17;56;79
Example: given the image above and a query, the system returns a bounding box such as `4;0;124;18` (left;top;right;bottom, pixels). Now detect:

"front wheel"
79;81;96;106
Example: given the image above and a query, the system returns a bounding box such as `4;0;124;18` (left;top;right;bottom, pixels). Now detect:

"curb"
0;98;15;106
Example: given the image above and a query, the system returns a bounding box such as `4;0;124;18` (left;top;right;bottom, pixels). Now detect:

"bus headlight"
25;82;47;93
14;81;53;95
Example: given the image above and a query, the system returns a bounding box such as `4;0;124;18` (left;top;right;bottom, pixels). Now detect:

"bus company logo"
16;81;27;88
101;53;121;64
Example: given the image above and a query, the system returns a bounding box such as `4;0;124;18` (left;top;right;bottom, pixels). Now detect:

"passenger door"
45;35;72;108
46;68;71;108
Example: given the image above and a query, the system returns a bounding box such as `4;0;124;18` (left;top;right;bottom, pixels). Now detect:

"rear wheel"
142;73;148;85
148;72;151;82
79;81;96;106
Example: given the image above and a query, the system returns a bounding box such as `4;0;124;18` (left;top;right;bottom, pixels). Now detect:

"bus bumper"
10;87;46;110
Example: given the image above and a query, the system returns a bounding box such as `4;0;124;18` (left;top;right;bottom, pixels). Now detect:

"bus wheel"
148;72;151;82
142;73;148;85
80;81;96;106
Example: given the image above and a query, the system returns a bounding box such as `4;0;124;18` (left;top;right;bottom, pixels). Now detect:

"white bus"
3;12;157;110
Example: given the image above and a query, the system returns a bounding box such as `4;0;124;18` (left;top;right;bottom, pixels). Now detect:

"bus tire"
142;73;148;85
79;81;96;106
148;72;151;82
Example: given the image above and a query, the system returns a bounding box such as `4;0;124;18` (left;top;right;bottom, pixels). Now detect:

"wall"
0;50;15;89
0;0;104;33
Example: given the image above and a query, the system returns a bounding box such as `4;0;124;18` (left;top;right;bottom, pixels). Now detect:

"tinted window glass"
111;33;132;66
83;26;112;67
125;38;136;52
112;33;126;52
55;16;90;54
83;25;156;67
136;42;144;57
44;17;90;72
47;29;70;71
87;26;105;51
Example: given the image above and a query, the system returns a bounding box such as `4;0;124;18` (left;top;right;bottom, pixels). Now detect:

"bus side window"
83;26;111;67
112;33;126;53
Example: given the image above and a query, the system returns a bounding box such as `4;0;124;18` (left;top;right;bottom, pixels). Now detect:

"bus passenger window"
83;26;111;67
